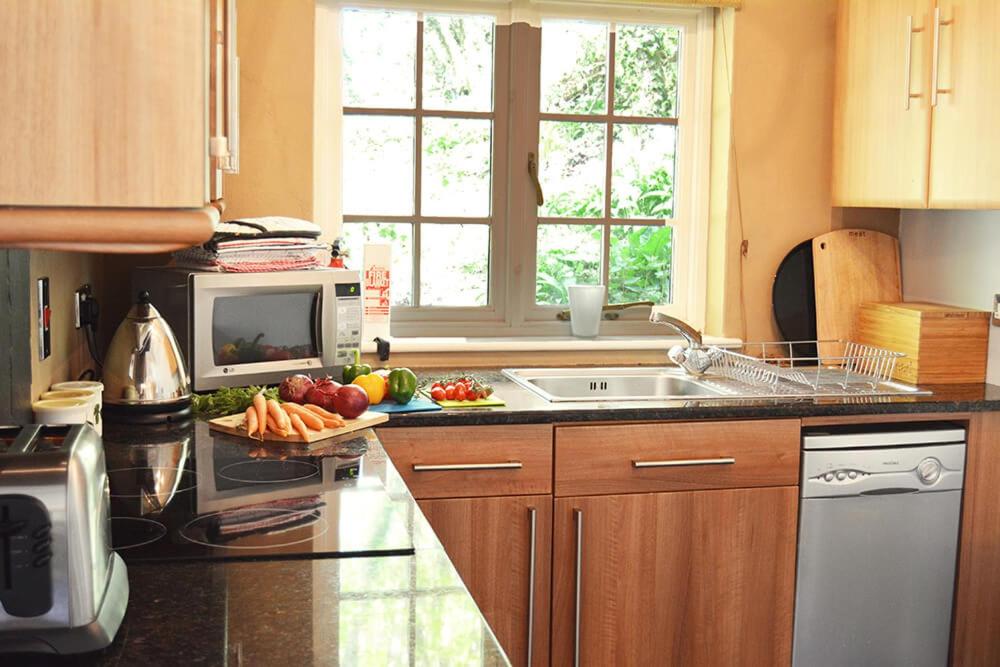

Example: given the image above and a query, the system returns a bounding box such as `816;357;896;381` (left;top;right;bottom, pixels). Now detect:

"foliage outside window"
338;4;709;334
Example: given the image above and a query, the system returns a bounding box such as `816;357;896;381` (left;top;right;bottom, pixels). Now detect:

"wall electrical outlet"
993;294;1000;327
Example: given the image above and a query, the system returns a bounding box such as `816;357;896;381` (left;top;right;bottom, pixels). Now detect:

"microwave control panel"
334;282;362;365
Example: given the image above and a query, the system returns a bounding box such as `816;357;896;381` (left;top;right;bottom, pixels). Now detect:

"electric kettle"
102;291;191;414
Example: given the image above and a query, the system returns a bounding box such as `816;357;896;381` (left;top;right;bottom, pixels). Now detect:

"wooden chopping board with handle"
812;229;902;350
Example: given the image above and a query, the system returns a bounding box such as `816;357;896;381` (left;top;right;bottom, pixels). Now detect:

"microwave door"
190;275;332;391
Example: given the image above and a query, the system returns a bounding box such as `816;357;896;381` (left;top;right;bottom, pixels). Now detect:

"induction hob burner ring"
107;466;199;498
217;459;320;485
179;508;328;550
110;516;168;551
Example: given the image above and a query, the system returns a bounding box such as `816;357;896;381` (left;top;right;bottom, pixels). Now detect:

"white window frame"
329;1;714;337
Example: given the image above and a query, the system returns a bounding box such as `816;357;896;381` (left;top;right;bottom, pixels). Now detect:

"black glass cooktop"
101;420;415;563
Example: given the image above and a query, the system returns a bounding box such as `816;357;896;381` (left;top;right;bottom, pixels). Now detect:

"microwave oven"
133;268;362;391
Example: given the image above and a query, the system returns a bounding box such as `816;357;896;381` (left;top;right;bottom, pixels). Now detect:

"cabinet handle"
931;7;954;107
411;462;522;472
632;457;736;468
903;16;925;110
573;508;583;667
526;506;537;666
224;0;240;173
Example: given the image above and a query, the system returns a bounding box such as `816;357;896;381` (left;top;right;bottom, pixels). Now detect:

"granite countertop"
15;427;509;666
380;370;1000;427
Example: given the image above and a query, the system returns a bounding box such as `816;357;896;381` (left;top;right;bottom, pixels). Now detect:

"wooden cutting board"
208;410;389;444
812;229;902;352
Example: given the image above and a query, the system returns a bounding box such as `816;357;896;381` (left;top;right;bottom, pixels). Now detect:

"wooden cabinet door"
833;0;934;206
928;0;1000;208
419;495;551;667
552;488;798;666
0;0;208;208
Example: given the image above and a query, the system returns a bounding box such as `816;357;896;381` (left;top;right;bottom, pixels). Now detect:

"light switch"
37;278;51;361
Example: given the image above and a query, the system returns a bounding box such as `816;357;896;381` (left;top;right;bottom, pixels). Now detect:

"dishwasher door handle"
860;487;921;496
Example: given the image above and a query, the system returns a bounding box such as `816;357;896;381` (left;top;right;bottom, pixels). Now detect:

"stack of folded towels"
173;216;331;272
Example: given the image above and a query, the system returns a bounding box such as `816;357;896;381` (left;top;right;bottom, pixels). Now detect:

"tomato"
430;386;446;401
444;384;456;400
432;382;443;389
455;384;467;401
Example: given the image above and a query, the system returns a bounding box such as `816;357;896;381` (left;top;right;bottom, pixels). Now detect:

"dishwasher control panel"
801;441;966;498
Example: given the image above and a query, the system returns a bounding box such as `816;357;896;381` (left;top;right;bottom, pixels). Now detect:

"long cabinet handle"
411;462;522;472
903;16;925;110
573;508;583;667
526;507;537;666
632;457;736;469
931;7;954;106
224;0;240;173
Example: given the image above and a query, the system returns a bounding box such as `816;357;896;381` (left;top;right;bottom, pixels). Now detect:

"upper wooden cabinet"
0;0;239;251
833;0;1000;208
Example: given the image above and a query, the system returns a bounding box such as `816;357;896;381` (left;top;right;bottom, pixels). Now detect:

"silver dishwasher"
793;423;966;667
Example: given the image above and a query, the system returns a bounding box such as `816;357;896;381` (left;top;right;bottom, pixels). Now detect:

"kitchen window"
337;2;712;336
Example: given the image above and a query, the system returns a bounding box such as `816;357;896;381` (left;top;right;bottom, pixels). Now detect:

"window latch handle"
528;152;544;206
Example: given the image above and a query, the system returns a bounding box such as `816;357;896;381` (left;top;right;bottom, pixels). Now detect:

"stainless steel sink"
502;366;931;402
501;367;731;402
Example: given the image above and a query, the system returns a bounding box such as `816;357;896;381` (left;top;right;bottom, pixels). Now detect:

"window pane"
535;224;602;305
422;118;492;217
614;24;681;118
342;116;415;216
420;224;489;306
341;223;414;306
539;121;605;218
540;20;609;114
611;124;676;219
341;9;416;108
422;14;495;112
609;225;673;304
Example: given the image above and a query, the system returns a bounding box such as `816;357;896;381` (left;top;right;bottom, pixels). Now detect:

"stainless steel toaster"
0;425;128;654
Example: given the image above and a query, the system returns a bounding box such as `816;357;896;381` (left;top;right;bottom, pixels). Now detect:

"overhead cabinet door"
0;0;208;208
928;0;1000;208
833;0;934;207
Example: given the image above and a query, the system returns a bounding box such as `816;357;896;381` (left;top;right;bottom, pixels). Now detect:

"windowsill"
359;335;741;355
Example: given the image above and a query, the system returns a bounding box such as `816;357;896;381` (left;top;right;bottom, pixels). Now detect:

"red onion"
279;374;315;404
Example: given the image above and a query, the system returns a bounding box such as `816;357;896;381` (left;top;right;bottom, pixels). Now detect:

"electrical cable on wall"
719;10;749;342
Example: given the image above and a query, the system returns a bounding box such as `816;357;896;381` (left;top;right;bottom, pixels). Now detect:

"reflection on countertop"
380;370;1000;427
14;421;509;666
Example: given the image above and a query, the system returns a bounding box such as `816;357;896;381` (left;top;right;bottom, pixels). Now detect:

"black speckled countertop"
381;371;1000;427
13;427;509;667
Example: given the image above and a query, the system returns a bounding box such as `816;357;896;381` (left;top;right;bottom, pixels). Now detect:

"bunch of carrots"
244;390;345;440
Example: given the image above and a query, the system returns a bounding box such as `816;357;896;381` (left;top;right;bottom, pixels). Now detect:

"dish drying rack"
705;340;905;395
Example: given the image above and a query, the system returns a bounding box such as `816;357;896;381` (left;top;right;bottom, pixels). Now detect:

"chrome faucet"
649;312;714;377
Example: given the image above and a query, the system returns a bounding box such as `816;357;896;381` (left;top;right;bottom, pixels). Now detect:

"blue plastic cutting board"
368;397;442;414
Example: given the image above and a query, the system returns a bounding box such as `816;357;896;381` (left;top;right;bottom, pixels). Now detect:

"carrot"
266;414;288;437
289;413;310;440
319;415;345;429
302;404;339;420
244;406;258;436
281;403;324;431
267;399;289;430
252;391;267;439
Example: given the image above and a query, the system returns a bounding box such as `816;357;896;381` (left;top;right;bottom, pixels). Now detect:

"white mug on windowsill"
567;285;606;338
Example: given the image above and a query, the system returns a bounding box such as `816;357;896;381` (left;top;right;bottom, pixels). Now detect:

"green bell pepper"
342;349;372;384
387;367;418;404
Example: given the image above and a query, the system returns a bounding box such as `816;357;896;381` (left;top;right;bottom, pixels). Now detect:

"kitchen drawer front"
554;420;800;496
378;425;553;499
